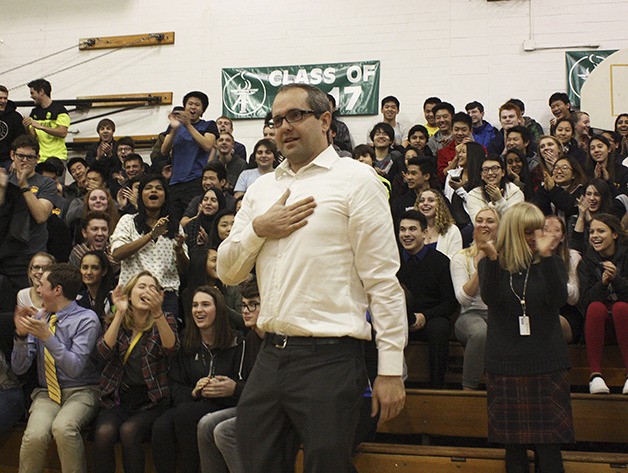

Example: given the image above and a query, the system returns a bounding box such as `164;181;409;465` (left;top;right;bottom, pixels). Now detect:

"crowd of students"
0;78;627;473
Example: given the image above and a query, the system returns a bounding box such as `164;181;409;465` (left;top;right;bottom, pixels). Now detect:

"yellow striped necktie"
44;313;62;404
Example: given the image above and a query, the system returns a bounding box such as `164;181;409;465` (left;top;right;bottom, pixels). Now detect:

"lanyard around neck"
123;331;143;364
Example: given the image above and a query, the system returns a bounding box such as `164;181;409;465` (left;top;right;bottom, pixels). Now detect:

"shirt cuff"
376;349;405;377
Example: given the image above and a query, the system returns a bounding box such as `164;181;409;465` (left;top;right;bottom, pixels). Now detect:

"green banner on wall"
566;50;616;108
221;61;380;120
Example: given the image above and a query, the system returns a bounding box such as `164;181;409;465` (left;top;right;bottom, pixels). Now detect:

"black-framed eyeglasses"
15;152;38;162
269;109;318;128
30;265;50;272
481;165;502;174
553;164;573;173
238;302;261;313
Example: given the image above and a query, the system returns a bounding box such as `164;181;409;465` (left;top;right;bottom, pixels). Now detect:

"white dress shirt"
217;145;407;376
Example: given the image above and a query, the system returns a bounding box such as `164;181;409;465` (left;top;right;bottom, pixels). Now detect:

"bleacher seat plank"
349;444;628;473
379;389;628;443
405;341;626;388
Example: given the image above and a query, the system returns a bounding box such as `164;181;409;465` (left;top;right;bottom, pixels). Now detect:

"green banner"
221;61;380;119
566;50;616;108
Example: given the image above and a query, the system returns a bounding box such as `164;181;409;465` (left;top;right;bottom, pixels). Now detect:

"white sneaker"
623;378;628;395
589;376;610;394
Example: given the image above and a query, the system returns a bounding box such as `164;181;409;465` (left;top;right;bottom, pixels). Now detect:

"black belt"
265;333;359;350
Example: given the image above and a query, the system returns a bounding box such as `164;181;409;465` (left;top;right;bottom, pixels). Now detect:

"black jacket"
577;243;628;311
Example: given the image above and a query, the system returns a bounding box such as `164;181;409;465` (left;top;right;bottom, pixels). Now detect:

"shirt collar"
49;300;79;321
401;245;430;263
275;145;339;178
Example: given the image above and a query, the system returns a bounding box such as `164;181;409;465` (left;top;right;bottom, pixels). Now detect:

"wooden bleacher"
348;444;628;473
406;340;626;388
69;135;159;151
378;389;628;444
1;341;625;472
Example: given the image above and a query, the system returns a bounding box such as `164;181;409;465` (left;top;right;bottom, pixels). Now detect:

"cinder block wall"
2;0;627;156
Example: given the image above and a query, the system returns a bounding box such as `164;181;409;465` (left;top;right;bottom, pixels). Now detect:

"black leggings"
505;444;564;473
93;404;166;473
151;401;230;473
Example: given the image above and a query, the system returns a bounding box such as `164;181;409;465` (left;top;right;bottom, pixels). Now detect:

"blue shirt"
12;301;102;388
401;245;431;263
169;119;219;185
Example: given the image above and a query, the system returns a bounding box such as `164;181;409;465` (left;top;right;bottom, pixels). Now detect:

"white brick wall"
1;0;627;156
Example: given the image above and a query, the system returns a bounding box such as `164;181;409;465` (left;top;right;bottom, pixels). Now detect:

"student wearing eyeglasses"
467;154;524;222
1;135;57;290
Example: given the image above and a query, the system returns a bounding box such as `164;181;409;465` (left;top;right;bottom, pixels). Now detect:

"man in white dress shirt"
217;83;407;473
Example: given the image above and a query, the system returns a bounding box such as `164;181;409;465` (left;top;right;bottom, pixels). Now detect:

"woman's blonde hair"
496;202;544;273
461;207;500;258
106;270;163;332
28;252;57;286
415;188;455;235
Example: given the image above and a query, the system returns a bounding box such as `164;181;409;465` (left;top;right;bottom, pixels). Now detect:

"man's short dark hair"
87;165;109;182
602;130;622;146
27;78;52;97
83;210;111;229
423;97;442;109
506;125;531;144
326;93;336;109
352;144;375;160
67;156;87;171
117;136;135;149
453;112;473;128
465;101;484;113
45;263;82;301
432;102;455;117
123;153;144;165
202;161;227;182
0;85;8;94
369;122;395;143
408;124;429;140
97;118;115;132
126;175;142;188
11;134;39;154
381;95;400;109
508;98;525;114
263;111;273;127
36;157;64;177
407;156;435;179
399;210;427;231
277;84;332;116
549;92;570;106
35;161;59;176
183;91;209;112
240;279;260;300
